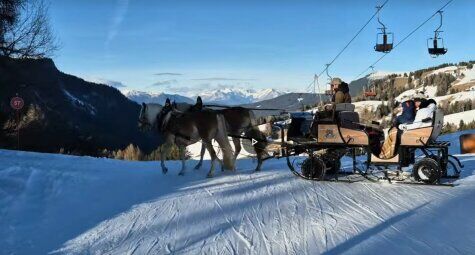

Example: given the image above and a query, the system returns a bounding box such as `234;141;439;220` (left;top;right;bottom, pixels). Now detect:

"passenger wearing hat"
330;78;352;104
322;77;352;113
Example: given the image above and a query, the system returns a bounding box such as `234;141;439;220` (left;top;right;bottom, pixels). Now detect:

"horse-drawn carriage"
262;103;463;186
139;98;463;185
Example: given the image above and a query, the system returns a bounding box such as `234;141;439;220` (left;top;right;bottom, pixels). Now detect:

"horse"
138;98;235;177
192;97;268;172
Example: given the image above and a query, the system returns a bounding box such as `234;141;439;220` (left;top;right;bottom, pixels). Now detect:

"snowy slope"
444;109;475;125
1;131;475;255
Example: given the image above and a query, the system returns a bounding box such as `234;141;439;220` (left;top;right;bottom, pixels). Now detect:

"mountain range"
124;88;286;105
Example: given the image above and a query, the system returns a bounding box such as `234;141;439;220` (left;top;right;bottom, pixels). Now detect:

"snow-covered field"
1;131;475;255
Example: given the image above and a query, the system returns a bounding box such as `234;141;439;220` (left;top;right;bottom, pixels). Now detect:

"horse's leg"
254;140;267;172
160;144;171;174
178;145;187;176
204;141;218;178
255;147;264;172
160;135;174;174
194;142;206;170
232;137;241;171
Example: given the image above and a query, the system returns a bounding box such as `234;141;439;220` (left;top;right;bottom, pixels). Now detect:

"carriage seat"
400;109;444;146
287;111;314;138
338;111;360;129
335;103;355;112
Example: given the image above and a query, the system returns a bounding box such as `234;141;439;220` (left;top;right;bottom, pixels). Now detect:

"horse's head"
155;98;175;131
138;102;162;131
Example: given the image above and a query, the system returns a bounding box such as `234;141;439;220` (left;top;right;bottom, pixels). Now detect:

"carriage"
260;103;463;186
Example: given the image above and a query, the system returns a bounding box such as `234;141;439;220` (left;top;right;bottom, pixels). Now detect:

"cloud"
87;78;127;88
154;72;183;76
150;79;178;87
191;77;256;81
105;0;130;48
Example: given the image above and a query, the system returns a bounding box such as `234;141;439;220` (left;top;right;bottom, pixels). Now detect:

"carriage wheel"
286;147;326;181
413;158;442;184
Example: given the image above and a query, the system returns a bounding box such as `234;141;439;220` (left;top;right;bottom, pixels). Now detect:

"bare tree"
0;0;58;58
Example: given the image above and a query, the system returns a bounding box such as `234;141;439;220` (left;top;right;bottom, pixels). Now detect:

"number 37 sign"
10;96;24;110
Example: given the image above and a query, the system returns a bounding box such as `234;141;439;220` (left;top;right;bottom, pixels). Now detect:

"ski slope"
1;131;475;255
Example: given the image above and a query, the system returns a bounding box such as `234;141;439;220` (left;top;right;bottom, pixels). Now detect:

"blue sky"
49;0;475;94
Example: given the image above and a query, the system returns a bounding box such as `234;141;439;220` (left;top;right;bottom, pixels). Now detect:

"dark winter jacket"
395;100;416;126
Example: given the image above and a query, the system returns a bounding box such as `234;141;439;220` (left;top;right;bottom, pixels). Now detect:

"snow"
353;100;386;112
198;88;286;105
1;131;475;254
457;68;475;85
368;71;407;80
444;109;475;126
425;66;458;76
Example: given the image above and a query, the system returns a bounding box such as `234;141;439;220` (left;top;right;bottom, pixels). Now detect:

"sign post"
10;95;24;150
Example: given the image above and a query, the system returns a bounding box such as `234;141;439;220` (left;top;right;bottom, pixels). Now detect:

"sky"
49;0;475;95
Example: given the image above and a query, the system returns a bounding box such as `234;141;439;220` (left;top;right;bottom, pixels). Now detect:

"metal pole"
16;109;20;150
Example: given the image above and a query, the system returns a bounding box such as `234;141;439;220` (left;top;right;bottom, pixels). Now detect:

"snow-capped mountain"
123;90;194;104
124;88;286;106
194;88;285;105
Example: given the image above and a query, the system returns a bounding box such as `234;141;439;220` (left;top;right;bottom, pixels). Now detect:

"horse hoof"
194;165;201;170
207;173;213;178
178;172;185;176
162;168;168;174
255;168;261;172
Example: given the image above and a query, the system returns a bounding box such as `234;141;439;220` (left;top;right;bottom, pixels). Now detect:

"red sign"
10;97;24;110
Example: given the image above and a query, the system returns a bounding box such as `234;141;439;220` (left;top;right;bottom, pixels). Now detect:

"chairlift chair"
375;31;394;53
364;66;377;97
364;89;377;97
374;6;393;53
427;11;447;57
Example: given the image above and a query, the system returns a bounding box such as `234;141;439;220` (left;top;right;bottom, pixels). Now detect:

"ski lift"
374;6;393;53
324;64;333;95
427;11;447;57
364;66;377;97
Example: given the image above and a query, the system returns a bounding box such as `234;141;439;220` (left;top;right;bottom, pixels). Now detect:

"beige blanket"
379;128;398;159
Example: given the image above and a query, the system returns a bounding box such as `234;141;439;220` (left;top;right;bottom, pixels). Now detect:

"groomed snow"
1;131;475;254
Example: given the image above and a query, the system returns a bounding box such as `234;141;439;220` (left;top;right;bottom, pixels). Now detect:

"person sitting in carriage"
380;93;437;159
318;78;352;120
392;95;416;128
329;77;351;105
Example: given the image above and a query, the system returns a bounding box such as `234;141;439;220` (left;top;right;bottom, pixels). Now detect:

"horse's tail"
216;114;235;170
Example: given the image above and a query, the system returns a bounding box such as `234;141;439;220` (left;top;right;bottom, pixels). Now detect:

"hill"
0;57;160;155
1;130;474;254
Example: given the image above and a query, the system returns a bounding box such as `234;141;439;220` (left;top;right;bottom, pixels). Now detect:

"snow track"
1;135;475;254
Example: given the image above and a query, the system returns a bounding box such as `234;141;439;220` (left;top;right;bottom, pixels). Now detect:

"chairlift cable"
316;0;390;78
303;0;390;94
354;0;455;80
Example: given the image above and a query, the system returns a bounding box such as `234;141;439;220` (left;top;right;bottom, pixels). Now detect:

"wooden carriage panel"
340;128;369;145
400;127;433;146
317;124;344;144
371;153;399;163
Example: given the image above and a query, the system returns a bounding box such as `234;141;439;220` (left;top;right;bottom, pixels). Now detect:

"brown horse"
193;97;268;172
139;98;234;177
